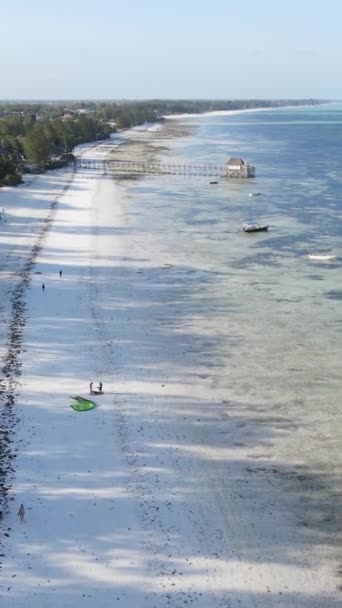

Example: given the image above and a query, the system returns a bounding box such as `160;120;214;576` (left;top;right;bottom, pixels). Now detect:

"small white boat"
243;223;269;233
248;192;262;197
308;253;336;261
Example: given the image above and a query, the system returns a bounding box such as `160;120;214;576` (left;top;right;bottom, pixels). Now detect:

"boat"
248;192;262;197
243;223;269;233
209;180;218;184
308;253;336;261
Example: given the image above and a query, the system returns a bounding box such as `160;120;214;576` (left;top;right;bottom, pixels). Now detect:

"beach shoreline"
0;127;340;606
163;101;334;121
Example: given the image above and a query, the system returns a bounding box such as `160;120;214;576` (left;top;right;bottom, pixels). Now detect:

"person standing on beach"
42;283;45;292
59;270;62;278
90;382;94;394
18;504;25;523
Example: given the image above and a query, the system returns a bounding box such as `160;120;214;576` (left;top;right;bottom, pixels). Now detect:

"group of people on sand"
89;381;103;395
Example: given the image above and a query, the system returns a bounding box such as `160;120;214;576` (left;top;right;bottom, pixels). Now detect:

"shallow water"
115;105;342;497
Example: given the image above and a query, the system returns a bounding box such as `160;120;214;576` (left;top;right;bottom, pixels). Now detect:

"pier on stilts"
75;156;255;178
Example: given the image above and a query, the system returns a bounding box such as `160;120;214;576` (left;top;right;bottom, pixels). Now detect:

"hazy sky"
1;0;341;99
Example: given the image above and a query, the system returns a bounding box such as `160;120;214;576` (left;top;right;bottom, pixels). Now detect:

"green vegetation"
0;98;321;186
0;107;112;185
92;98;322;129
0;137;23;186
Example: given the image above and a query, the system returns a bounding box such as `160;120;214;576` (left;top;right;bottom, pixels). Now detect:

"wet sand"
0;130;340;606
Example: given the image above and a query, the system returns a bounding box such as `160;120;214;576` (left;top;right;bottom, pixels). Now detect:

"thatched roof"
227;157;245;166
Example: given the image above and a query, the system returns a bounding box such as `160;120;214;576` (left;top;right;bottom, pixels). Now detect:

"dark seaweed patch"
0;174;74;557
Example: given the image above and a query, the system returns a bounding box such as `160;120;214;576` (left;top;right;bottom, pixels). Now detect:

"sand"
0;131;340;607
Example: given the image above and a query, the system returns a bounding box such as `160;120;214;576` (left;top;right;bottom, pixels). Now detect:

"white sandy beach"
0;133;340;607
163;105;308;120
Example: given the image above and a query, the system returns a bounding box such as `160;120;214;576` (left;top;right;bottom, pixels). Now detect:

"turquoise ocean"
118;104;341;493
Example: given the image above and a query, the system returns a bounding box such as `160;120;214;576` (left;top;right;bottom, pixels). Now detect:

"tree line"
0;98;321;186
0;113;112;186
92;98;322;128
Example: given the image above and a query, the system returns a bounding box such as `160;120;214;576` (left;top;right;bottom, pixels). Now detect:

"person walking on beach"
59;270;62;278
18;504;25;523
42;283;45;292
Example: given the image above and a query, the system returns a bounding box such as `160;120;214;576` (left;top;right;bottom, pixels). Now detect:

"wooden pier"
75;156;255;178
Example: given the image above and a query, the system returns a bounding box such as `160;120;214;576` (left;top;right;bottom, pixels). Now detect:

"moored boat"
243;223;269;233
308;253;336;261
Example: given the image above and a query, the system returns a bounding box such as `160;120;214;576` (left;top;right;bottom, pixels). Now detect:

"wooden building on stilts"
225;157;255;178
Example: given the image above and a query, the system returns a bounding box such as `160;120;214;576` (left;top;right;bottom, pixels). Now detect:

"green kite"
69;395;96;412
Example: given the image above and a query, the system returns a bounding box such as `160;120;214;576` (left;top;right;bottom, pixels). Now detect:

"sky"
1;0;342;100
